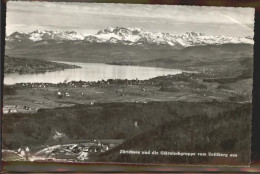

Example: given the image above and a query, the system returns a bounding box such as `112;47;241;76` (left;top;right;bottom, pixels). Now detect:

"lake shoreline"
4;56;81;75
4;61;184;85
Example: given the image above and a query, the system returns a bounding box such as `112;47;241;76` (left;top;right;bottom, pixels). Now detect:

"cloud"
7;1;254;23
6;1;255;37
222;14;254;31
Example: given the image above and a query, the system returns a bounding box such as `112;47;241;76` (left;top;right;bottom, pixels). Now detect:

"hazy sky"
6;1;255;37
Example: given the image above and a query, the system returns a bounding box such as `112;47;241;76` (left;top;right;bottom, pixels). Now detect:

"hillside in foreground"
2;101;251;165
95;103;251;165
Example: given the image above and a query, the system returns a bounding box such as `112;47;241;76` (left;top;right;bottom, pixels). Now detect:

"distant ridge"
6;27;253;48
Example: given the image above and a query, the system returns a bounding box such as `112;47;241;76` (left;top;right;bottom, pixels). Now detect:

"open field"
3;72;252;113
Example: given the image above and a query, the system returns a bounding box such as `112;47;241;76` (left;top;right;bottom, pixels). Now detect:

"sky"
6;1;255;37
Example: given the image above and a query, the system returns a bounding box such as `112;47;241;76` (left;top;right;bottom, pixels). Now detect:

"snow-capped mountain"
6;30;87;42
6;27;254;48
92;27;253;47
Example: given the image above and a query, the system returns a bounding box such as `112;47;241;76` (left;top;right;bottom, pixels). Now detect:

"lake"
4;61;184;85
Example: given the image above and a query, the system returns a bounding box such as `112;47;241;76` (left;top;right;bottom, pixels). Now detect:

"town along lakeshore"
2;67;252;164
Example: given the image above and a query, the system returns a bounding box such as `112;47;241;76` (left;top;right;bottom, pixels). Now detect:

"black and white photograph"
2;1;254;166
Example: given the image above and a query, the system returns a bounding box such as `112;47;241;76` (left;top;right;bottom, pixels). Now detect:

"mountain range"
6;27;253;48
5;27;254;74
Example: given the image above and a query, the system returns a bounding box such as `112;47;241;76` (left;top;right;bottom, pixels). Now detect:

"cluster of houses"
9;73;199;93
3;105;35;114
72;140;110;156
135;98;149;104
12;78;163;90
36;140;114;162
3;107;18;114
14;83;57;89
9;72;207;92
57;91;70;97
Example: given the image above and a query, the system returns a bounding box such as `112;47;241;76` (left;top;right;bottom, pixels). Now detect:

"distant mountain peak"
96;27;143;36
7;30;86;42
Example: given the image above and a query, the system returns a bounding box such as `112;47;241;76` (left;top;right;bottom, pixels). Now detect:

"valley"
3;72;252;113
2;27;253;165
